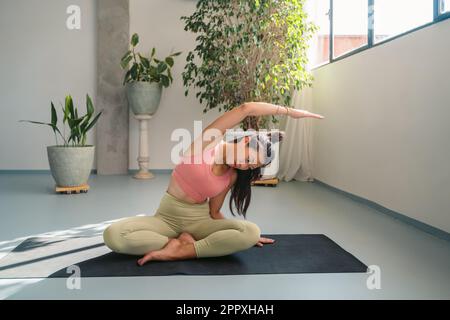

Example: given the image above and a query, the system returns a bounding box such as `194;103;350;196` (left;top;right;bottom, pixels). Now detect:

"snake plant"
19;94;102;147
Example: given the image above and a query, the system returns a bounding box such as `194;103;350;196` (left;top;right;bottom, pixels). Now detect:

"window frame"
313;0;450;70
436;0;450;21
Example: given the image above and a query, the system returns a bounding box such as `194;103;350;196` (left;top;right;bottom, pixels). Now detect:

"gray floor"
0;172;449;300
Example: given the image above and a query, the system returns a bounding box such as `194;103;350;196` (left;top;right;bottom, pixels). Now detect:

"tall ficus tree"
181;0;317;130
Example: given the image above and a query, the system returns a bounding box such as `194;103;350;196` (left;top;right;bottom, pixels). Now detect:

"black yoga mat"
52;234;367;277
0;234;367;278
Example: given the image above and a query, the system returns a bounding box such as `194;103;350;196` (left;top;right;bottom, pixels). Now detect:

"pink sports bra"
172;144;233;203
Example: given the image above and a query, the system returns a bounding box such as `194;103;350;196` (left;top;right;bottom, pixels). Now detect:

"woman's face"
226;137;265;170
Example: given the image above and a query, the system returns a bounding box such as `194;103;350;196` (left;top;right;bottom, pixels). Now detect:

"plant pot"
126;82;162;115
47;145;95;187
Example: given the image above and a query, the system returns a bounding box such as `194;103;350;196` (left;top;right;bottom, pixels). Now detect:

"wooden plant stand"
251;177;279;187
55;183;90;194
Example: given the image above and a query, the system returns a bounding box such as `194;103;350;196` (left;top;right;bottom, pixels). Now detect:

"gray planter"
47;145;95;187
126;82;162;115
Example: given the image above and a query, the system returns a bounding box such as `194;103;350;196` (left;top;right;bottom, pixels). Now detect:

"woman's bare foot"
177;232;196;244
137;238;197;266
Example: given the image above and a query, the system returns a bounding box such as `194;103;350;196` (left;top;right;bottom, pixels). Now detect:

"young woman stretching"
103;102;324;266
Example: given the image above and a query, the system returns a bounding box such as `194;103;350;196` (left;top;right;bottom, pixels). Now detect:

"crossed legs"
103;215;261;265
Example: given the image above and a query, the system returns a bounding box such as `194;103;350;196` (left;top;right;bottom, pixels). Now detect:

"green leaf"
165;57;174;67
130;63;138;80
51;102;57;129
19;120;51;126
151;47;156;57
148;66;158;78
139;54;150;68
123;69;132;85
84;111;103;132
86;94;94;119
19;120;62;137
80;115;90;134
157;62;167;73
65;95;75;119
120;55;132;69
67;116;86;129
160;75;169;87
62;107;67;123
131;33;139;47
121;50;132;61
171;51;182;56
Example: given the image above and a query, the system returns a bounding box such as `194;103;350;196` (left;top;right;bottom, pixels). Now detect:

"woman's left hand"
255;237;276;247
289;108;325;120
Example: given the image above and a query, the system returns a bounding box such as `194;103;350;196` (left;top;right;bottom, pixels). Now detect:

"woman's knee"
103;223;124;253
242;221;261;246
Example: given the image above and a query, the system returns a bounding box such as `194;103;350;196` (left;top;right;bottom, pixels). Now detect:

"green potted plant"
121;33;181;115
19;94;102;188
181;0;316;129
181;0;317;179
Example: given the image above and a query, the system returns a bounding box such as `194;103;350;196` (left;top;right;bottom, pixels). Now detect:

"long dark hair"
228;131;283;218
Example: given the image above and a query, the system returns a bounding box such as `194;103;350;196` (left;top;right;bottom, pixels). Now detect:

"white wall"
0;0;217;171
311;19;450;232
129;0;219;170
0;0;97;169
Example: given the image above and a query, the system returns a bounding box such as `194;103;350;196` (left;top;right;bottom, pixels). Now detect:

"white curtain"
277;86;315;182
277;0;319;182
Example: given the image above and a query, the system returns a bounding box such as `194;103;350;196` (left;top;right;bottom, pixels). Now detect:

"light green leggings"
103;191;261;258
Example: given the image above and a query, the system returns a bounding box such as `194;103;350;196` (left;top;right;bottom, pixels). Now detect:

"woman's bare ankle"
152;239;196;261
177;232;196;244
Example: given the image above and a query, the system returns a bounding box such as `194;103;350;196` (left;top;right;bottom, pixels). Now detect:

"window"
307;0;450;68
332;0;368;58
306;0;330;67
440;0;450;13
374;0;433;44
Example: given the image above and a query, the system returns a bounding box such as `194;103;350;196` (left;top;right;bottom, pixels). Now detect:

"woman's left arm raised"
203;102;323;137
244;101;325;120
191;102;324;156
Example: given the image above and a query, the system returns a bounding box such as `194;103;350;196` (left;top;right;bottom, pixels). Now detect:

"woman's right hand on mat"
256;237;276;247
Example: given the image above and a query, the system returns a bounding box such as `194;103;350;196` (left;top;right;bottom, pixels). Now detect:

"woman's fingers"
303;111;325;119
291;109;325;119
258;237;276;246
260;237;276;243
137;252;153;266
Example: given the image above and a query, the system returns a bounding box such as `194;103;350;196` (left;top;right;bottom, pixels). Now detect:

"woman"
103;102;324;266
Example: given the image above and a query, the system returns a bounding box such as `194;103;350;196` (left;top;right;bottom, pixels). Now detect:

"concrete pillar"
96;0;129;174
